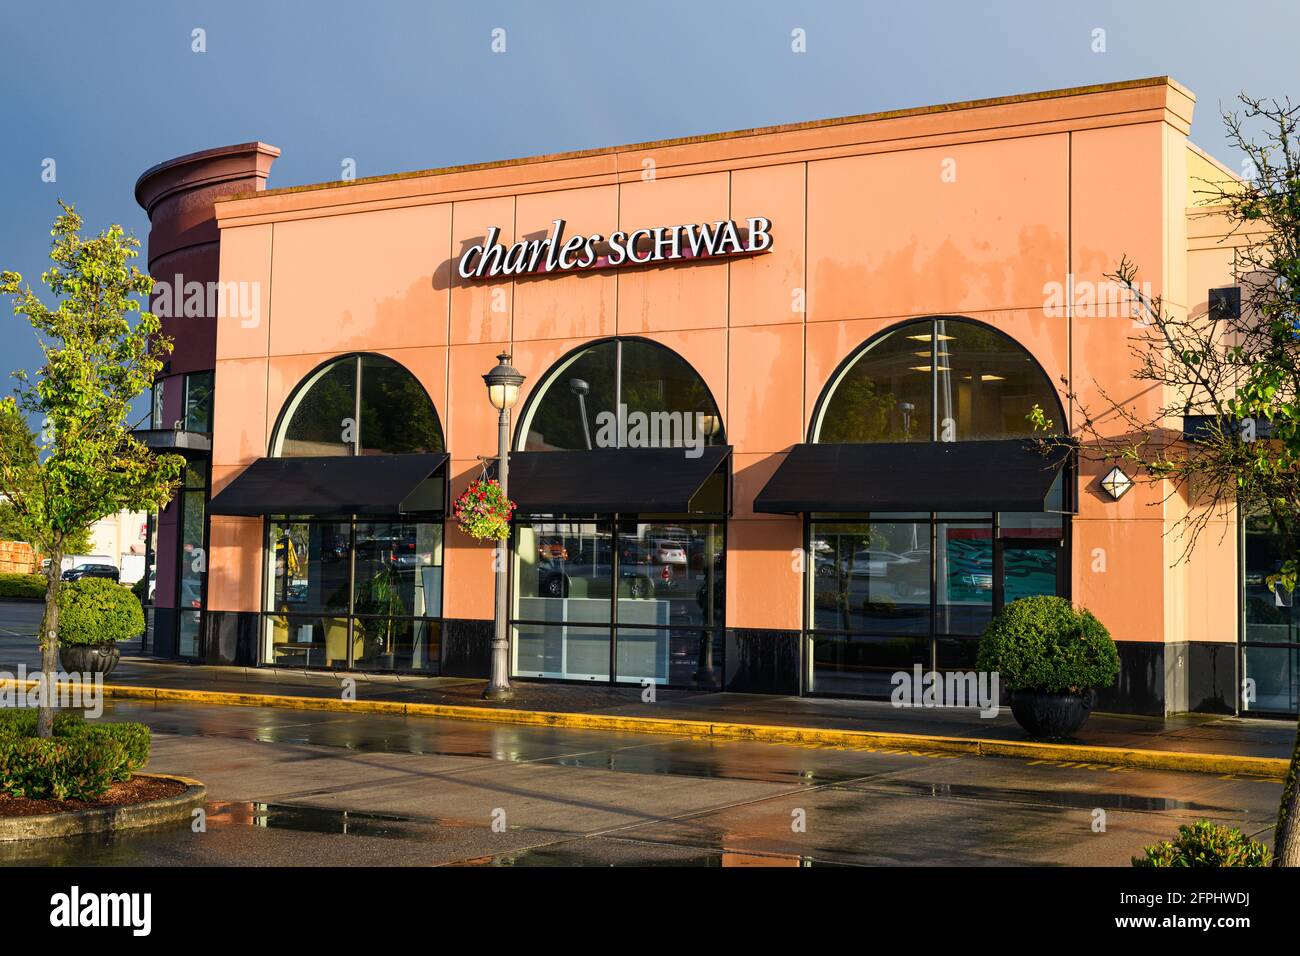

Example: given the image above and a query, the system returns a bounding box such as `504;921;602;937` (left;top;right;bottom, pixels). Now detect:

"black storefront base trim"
442;618;494;678
1092;640;1239;717
506;446;731;514
208;452;449;516
724;628;801;694
204;610;260;666
150;607;178;659
754;440;1070;514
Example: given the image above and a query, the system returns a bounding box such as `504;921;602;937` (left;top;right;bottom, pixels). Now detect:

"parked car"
61;563;119;583
537;539;569;562
651;539;687;566
958;558;994;591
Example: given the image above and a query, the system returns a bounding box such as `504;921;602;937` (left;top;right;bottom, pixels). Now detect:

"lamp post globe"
483;353;524;701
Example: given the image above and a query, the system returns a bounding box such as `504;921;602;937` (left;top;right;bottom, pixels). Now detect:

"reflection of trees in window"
521;339;723;451
816;318;1060;443
281;359;355;456
278;355;443;456
359;356;443;454
817;375;912;443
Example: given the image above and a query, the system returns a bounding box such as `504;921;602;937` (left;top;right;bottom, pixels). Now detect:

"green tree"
1050;96;1300;865
0;203;183;738
1;447;93;557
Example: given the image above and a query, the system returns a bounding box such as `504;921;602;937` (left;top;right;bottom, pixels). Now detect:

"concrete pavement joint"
1;677;1289;780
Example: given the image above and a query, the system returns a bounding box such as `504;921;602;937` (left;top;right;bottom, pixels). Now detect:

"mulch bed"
0;777;187;818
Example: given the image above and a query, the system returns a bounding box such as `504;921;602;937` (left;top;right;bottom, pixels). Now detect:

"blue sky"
1;0;1295;414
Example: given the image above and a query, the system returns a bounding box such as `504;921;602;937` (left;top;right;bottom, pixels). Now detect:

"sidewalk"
40;652;1290;774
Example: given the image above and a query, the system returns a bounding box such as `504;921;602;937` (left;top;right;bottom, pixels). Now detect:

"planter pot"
1008;689;1095;739
58;643;121;678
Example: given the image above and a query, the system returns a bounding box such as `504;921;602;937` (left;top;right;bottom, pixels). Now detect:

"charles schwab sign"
457;217;772;280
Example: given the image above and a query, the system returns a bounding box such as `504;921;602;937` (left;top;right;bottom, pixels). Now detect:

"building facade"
134;77;1298;717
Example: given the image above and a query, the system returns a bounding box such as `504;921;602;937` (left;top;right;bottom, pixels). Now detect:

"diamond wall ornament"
1100;466;1133;500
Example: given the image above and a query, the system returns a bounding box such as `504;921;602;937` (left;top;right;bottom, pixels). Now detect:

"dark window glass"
815;318;1061;443
352;521;442;619
277;355;444;458
184;371;214;433
1242;646;1298;713
262;519;442;673
183;460;206;490
265;615;352;669
808;634;930;697
934;320;1057;441
1002;544;1059;604
279;359;356;456
618;628;722;689
520;339;723;451
1244;512;1297;645
359;355;443;454
177;489;206;657
935;519;993;635
523;344;616;451
815;320;933;442
810;522;930;633
513;522;614;622
618;339;722;446
266;520;352;616
510;519;723;686
617;522;723;628
936;637;981;671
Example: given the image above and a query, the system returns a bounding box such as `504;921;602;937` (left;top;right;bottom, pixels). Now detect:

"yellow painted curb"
1;678;1288;779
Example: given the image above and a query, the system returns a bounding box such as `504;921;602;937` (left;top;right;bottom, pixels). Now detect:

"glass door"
997;538;1064;606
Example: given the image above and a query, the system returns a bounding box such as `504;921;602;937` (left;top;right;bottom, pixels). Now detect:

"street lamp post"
483;352;525;701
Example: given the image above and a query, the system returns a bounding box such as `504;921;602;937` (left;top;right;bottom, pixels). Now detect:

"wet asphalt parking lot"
0;697;1283;866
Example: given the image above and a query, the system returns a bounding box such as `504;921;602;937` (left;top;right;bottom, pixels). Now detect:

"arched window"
274;354;444;457
805;317;1068;700
518;338;724;451
262;354;445;675
812;317;1062;444
509;337;726;690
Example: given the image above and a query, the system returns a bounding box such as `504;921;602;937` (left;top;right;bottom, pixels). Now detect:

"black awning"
505;446;731;515
753;440;1070;514
208;453;448;517
131;428;212;454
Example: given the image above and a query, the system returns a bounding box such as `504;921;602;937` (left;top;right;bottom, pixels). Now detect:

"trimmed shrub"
1133;820;1271;867
0;572;47;600
0;735;125;801
975;595;1120;693
0;709;84;740
56;577;144;645
0;711;150;799
76;723;150;780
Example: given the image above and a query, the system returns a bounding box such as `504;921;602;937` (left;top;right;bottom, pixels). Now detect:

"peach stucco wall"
209;76;1238;647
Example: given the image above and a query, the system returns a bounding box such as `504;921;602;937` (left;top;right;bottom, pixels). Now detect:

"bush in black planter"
56;577;144;677
975;595;1119;739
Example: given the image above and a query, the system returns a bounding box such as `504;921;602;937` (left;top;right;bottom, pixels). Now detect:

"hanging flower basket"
453;477;515;541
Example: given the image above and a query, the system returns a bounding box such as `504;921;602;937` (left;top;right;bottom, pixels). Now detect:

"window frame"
269;352;445;458
803;511;1071;698
508;514;727;688
513;336;727;453
808;315;1066;445
260;514;445;673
